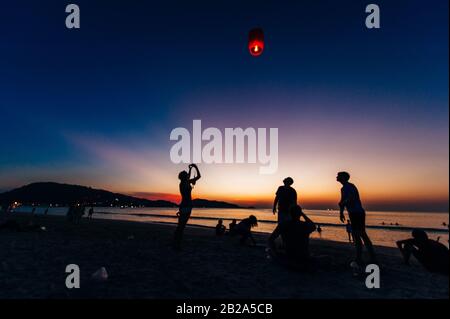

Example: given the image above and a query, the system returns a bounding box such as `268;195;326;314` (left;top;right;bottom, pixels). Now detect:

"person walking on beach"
397;229;449;275
273;177;297;224
173;164;201;250
337;171;377;267
346;220;353;242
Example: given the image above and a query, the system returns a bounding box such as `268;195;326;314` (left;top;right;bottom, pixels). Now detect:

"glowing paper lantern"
248;28;264;57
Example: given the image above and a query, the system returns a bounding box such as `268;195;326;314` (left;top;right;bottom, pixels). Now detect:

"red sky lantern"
248;28;264;57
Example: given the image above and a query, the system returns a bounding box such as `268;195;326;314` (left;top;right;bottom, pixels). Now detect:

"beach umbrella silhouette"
248;28;264;56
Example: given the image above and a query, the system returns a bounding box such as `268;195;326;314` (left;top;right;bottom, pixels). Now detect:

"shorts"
277;208;292;224
349;211;366;232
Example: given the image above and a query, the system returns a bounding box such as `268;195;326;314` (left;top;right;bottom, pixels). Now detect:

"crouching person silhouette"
267;205;320;271
230;215;258;246
397;229;449;275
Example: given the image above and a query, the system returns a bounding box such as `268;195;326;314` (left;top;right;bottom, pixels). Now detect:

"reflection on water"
14;206;449;248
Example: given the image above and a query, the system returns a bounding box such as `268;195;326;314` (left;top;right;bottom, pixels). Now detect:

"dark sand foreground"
0;213;448;299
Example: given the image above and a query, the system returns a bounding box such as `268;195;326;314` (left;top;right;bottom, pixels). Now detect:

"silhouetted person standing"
174;164;201;250
74;204;84;224
337;171;377;267
273;177;297;224
397;229;449;275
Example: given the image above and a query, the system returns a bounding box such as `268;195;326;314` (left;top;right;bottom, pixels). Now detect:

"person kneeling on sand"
397;229;449;276
230;215;258;246
268;205;328;271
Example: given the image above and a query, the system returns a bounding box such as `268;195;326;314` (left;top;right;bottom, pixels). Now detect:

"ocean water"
14;206;449;248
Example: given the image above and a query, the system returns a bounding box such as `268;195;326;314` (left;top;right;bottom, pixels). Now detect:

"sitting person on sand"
228;219;237;233
230;215;258;246
268;205;317;270
215;219;226;236
397;229;449;275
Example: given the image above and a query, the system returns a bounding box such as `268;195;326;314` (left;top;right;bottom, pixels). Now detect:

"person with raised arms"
173;164;201;250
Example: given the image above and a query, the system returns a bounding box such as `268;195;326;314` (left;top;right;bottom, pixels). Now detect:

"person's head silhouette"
178;170;189;182
336;171;350;184
248;215;258;227
283;177;294;186
412;229;428;244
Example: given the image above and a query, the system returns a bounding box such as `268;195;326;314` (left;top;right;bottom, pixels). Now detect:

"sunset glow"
0;1;448;212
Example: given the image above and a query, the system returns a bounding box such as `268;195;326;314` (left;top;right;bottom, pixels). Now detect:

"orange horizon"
127;190;449;212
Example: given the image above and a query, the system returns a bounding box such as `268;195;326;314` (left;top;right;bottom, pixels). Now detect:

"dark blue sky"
0;0;448;210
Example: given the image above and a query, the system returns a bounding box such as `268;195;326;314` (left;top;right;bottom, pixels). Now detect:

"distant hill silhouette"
0;182;176;207
192;198;241;209
0;182;244;209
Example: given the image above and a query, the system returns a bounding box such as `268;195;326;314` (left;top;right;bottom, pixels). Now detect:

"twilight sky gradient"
0;0;448;211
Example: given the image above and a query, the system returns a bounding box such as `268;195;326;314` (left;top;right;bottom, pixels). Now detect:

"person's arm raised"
189;164;201;184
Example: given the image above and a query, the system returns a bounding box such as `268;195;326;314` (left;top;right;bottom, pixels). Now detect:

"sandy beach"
0;213;448;299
